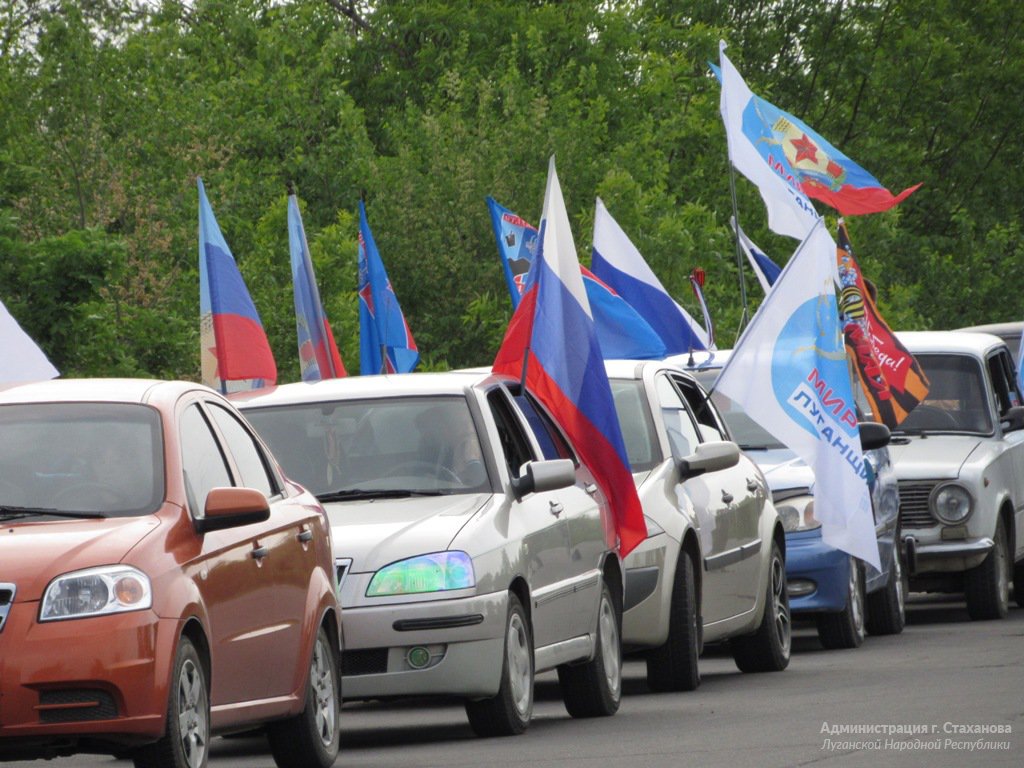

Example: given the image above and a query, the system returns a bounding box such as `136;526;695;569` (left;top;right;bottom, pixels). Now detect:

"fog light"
787;579;815;597
406;646;431;669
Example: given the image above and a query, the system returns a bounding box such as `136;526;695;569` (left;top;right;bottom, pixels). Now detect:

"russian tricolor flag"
493;158;646;557
198;178;276;392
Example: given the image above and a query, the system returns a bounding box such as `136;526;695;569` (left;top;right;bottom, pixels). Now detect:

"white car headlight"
774;493;820;532
367;551;475;597
931;483;973;524
40;565;152;621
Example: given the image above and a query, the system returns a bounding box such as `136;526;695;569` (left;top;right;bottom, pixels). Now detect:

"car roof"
896;330;1006;356
231;370;505;408
955;320;1024;336
0;378;203;406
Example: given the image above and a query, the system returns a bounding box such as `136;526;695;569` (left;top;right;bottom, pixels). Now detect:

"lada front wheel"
965;517;1010;620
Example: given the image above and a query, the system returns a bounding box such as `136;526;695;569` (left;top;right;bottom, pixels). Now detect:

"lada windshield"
244;396;491;498
0;403;164;518
895;354;992;434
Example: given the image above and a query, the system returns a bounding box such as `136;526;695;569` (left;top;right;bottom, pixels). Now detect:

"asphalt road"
9;593;1024;768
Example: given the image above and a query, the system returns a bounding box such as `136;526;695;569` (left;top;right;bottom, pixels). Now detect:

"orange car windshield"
0;403;164;518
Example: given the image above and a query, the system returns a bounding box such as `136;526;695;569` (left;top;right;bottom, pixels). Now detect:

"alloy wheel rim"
310;636;337;747
507;612;533;717
894;547;905;616
598;594;622;698
850;561;865;638
177;658;208;768
996;530;1009;609
772;556;791;656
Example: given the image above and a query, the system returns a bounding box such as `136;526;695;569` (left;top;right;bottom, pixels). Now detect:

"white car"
605;359;790;692
233;371;623;736
891;331;1024;619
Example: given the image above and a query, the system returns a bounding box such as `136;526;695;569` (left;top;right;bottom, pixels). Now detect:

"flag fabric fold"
492;158;646;557
732;217;782;294
487;196;667;360
715;220;880;570
836;221;929;428
198;178;277;392
0;298;58;383
714;48;919;221
357;201;419;375
288;194;347;382
590;198;709;354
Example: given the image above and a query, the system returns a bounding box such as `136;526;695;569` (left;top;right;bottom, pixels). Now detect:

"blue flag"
357;202;419;375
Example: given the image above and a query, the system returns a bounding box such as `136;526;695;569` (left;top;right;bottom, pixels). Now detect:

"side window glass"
207;403;276;497
180;404;232;517
655;375;702;459
487;390;536;478
672;374;727;442
514;393;575;461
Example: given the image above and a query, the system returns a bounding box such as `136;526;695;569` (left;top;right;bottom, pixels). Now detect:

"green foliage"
2;0;1023;380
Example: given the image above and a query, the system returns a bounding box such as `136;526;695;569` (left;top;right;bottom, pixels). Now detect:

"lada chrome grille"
0;582;15;632
898;481;938;527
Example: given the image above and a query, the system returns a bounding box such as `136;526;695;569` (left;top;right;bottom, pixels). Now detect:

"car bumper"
341;590;508;700
903;533;993;575
0;603;178;756
784;529;851;614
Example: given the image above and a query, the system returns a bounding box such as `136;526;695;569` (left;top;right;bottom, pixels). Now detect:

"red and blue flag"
288;193;347;381
358;201;419;375
198;178;276;392
493;158;646;557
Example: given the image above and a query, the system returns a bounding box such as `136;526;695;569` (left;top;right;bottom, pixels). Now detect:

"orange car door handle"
297;529;314;543
251;546;269;560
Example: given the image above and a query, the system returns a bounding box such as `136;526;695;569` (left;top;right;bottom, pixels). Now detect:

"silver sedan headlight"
40;565;152;621
774;494;820;532
367;551;475;597
931;483;973;524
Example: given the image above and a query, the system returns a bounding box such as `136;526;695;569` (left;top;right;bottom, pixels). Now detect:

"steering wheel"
390;461;462;485
51;482;128;510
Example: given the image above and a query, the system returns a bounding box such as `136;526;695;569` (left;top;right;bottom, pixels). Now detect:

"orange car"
0;379;341;768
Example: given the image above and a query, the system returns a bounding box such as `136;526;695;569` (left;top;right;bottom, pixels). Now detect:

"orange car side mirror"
194;487;271;534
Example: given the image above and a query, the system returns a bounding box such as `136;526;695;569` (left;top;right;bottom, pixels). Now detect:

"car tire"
1013;559;1024;609
866;535;907;636
266;626;341;768
646;551;700;692
731;541;791;672
558;580;622;717
465;593;533;736
965;517;1010;620
133;636;209;768
817;557;866;649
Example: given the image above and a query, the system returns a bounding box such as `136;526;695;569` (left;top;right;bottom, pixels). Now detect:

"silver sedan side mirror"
511;459;576;500
678;441;741;481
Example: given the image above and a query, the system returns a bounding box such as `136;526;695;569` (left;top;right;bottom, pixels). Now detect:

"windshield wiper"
0;505;105;520
316;489;445;502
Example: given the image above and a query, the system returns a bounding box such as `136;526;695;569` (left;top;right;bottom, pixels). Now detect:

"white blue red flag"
493;158;646;557
288;194;347;381
198;178;277;392
486;196;666;360
357;201;419;375
590;198;709;354
715;221;880;570
732;217;782;294
0;298;58;383
715;44;919;223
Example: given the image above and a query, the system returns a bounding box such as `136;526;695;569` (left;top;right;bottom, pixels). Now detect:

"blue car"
686;353;906;649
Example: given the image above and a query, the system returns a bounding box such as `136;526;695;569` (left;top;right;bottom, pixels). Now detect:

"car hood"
888;435;981;479
0;515;162;602
746;448;811;493
326;493;490;573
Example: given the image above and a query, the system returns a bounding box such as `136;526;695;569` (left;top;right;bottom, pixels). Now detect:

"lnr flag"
716;221;880;570
0;299;58;383
493;158;646;557
837;221;929;428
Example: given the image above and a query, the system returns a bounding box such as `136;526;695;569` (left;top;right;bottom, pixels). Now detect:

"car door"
985;348;1024;560
203;400;319;699
486;388;573;649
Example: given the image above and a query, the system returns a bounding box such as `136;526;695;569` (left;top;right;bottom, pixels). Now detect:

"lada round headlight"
931;483;973;524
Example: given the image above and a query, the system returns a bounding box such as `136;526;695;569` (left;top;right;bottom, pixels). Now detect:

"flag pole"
727;161;751;340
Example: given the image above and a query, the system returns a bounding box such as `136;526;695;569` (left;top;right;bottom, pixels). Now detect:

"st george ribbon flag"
590;198;709;353
198;178;277;392
715;220;880;570
493;158;646;557
0;298;58;383
714;45;919;221
731;216;781;294
836;221;929;429
357;201;419;375
288;194;347;381
486;196;667;360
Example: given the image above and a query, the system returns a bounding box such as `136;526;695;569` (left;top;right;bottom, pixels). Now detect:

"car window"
655;374;702;459
900;354;992;434
206;403;276;497
180;404;232;517
609;379;660;471
671;373;728;442
487;389;537;478
987;350;1021;415
0;403;163;517
513;392;575;462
